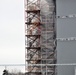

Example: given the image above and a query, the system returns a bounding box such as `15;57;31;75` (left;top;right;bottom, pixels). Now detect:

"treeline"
2;69;25;75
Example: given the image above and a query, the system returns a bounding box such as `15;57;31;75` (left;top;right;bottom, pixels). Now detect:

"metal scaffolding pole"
25;0;57;75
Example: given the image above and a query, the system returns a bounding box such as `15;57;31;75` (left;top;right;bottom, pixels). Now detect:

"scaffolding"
25;0;57;75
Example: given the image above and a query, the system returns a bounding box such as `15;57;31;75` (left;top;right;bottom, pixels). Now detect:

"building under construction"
25;0;76;75
25;0;57;75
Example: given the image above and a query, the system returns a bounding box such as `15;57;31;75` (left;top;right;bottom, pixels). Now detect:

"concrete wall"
56;0;76;75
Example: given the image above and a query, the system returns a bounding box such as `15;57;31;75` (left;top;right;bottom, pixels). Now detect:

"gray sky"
0;0;25;73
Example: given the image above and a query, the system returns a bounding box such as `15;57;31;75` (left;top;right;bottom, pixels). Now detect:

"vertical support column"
40;0;57;75
25;0;57;75
25;0;41;74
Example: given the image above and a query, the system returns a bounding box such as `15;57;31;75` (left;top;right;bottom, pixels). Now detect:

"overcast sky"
0;0;25;73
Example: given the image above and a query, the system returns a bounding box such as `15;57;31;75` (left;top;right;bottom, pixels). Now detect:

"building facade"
57;0;76;75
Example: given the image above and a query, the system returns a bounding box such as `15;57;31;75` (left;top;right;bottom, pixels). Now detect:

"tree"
3;69;8;75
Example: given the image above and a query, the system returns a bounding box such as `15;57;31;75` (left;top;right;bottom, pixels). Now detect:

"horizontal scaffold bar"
0;63;76;66
27;63;76;66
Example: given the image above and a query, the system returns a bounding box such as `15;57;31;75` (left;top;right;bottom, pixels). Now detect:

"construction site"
0;0;76;75
25;0;56;75
25;0;76;75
